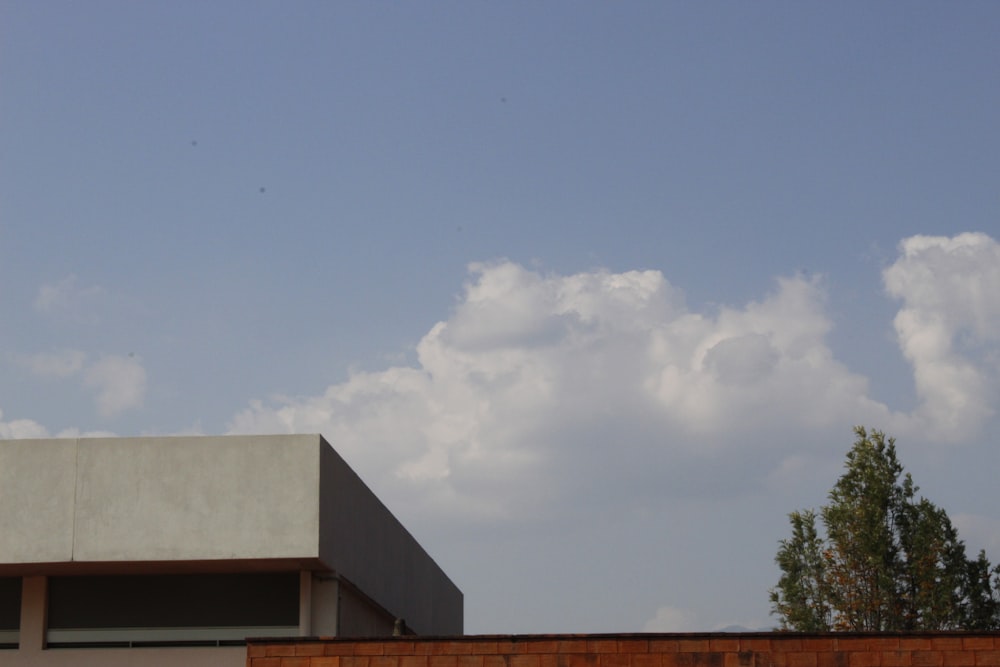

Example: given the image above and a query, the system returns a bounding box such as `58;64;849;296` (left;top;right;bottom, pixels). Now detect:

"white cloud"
83;355;147;418
33;275;106;323
0;409;50;439
642;606;700;632
18;349;87;378
14;349;147;420
230;235;999;525
229;262;896;521
884;232;1000;441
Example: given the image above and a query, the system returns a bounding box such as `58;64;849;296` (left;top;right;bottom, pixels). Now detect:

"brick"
937;651;973;666
472;643;500;655
249;645;268;658
540;653;560;667
313;660;344;667
817;652;849;667
280;659;311;667
660;654;682;667
387;645;417;656
509;654;541;667
497;640;521;655
483;656;508;667
562;655;599;667
430;656;459;667
634;654;664;667
599;654;630;667
709;640;740;653
836;640;869;653
342;657;371;667
909;652;942;667
528;642;561;654
357;644;388;656
458;656;486;667
740;640;772;653
267;645;300;657
327;644;362;656
724;652;755;667
559;640;590;654
976;651;1000;666
589;640;620;654
868;640;899;651
676;653;725;667
399;656;429;667
963;638;995;650
898;640;932;652
650;640;682;654
775;639;804;653
802;640;835;653
925;638;960;652
848;653;881;667
677;641;711;654
371;657;399;667
440;642;478;655
620;640;651;654
255;659;283;667
879;651;910;667
296;644;329;657
787;653;818;667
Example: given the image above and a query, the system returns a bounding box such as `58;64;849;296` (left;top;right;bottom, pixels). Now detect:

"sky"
1;1;999;634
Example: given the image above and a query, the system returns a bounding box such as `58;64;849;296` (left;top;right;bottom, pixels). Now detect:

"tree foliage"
770;427;1000;631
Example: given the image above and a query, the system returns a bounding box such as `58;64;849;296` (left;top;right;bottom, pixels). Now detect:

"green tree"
770;426;1000;631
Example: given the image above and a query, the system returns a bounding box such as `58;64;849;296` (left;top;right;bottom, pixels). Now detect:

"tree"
770;426;1000;631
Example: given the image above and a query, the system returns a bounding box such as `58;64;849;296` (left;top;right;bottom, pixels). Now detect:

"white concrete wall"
0;441;77;564
0;435;322;565
74;435;321;562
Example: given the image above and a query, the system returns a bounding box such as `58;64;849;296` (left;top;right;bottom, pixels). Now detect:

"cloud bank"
230;233;1000;525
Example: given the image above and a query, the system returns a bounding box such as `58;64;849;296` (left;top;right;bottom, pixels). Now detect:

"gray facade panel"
0;440;76;564
72;435;321;563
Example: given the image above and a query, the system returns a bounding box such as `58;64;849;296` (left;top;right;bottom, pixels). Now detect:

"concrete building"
0;434;463;666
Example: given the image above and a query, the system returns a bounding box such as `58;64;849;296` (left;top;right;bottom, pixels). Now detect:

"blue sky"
2;2;999;633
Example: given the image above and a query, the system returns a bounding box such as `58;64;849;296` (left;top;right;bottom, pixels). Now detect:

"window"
0;577;20;648
47;572;298;647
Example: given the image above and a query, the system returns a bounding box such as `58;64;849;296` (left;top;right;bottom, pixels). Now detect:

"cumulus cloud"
0;409;51;439
884;232;1000;441
83;355;147;418
33;275;106;323
0;409;117;440
229;261;897;520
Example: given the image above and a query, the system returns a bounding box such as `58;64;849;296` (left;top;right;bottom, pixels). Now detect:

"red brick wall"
247;633;1000;667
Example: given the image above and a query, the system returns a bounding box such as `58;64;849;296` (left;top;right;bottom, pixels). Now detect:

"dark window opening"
47;572;298;647
0;577;20;649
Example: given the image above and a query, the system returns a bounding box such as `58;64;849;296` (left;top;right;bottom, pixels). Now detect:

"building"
0;434;463;666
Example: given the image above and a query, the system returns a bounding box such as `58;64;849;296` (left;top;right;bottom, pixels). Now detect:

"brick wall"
247;632;1000;667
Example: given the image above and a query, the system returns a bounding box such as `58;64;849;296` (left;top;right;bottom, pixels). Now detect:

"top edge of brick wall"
248;631;1000;646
